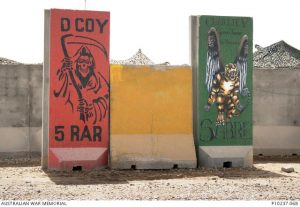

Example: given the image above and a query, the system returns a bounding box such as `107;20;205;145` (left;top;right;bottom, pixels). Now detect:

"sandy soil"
0;156;299;200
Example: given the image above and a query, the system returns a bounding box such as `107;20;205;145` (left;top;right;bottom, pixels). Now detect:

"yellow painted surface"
111;134;196;161
110;65;192;134
110;65;196;169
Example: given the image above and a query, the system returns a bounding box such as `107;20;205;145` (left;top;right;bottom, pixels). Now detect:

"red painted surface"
48;9;110;170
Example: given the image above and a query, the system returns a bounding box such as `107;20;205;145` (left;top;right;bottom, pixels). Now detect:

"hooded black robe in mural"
54;45;109;124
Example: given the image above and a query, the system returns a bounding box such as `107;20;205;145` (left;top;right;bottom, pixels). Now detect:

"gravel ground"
0;156;299;200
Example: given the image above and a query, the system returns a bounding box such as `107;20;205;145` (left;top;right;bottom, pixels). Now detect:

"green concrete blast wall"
196;15;253;146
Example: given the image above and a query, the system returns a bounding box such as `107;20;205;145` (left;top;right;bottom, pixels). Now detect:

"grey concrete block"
42;9;50;169
29;66;43;88
253;126;300;155
29;127;42;152
254;148;300;156
197;146;253;168
0;127;30;152
30;87;42;127
0;96;29;127
111;159;197;170
253;70;300;126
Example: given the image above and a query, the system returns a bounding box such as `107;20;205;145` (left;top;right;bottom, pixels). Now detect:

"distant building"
254;41;300;69
111;49;155;65
0;57;21;65
2;41;300;68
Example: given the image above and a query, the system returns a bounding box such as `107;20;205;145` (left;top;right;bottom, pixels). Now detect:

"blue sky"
0;0;299;64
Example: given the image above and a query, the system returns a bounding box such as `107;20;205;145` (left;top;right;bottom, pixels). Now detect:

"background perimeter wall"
253;69;300;155
0;64;299;157
0;64;42;156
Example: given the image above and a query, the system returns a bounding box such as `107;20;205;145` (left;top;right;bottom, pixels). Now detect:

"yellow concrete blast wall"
110;65;196;169
111;65;192;134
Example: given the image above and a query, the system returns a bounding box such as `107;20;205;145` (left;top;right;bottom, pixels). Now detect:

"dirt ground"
0;155;299;200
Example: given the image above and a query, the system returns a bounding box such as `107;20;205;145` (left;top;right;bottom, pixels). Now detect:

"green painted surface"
197;15;253;146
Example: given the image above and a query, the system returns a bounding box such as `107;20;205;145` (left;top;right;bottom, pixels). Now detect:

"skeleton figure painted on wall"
54;34;109;124
204;27;250;125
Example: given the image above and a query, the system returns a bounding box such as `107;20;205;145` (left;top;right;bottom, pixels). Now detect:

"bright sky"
0;0;299;65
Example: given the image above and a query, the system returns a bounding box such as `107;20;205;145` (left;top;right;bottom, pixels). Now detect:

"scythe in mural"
204;27;250;126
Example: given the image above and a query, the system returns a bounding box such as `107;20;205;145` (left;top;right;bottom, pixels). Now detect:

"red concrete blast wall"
47;9;110;170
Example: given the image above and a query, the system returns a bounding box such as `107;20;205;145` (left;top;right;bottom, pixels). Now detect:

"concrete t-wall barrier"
0;64;42;156
43;9;110;171
0;64;299;160
253;69;300;155
190;15;253;168
110;65;197;169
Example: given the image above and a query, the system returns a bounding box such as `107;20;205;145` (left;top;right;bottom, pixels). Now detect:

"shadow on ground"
254;155;300;163
44;155;299;185
44;165;289;185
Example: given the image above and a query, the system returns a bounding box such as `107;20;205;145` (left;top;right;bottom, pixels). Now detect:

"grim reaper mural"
54;34;109;124
204;27;250;126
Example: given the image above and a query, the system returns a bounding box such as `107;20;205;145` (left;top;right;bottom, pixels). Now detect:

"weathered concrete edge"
197;146;253;168
111;160;196;170
42;10;50;169
254;149;300;156
0;151;41;159
0;127;41;152
190;15;200;167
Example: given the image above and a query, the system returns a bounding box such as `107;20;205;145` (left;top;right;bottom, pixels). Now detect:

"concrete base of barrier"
0;151;41;159
197;146;253;168
111;134;197;169
253;126;300;156
0;127;42;153
48;147;108;171
0;127;30;152
254;149;300;156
